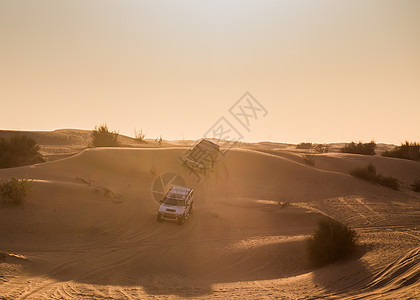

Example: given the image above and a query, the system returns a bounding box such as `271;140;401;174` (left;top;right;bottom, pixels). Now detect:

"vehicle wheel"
178;215;185;225
157;214;163;223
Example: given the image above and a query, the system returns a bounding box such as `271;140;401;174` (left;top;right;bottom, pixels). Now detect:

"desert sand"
0;131;419;299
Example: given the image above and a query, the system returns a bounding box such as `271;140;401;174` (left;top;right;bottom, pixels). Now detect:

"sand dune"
0;129;180;162
0;144;419;299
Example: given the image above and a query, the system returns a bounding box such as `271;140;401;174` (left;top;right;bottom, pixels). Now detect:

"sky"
1;0;419;144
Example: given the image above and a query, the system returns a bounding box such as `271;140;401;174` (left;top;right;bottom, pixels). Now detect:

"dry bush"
91;124;119;147
411;178;420;192
296;142;312;150
306;218;358;267
0;135;44;168
383;142;420;161
134;128;146;143
349;163;399;190
155;136;163;145
0;177;32;205
302;154;315;166
314;144;330;153
341;141;376;155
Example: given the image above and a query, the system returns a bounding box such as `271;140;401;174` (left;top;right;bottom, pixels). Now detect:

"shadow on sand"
311;243;374;298
23;229;315;298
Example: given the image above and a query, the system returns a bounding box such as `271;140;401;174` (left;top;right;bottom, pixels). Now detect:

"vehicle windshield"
163;198;185;206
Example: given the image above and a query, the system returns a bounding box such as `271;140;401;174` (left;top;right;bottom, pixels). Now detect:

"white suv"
157;186;193;225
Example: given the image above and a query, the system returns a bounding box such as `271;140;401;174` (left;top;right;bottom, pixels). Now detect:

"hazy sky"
1;0;419;143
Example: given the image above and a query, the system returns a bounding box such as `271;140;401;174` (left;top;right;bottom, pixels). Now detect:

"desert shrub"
0;135;44;168
349;163;377;183
376;175;400;191
134;128;146;143
382;142;420;161
297;142;312;150
302;154;315;166
411;178;420;192
341;141;376;155
349;163;399;190
155;136;163;145
91;124;119;147
314;144;330;153
306;218;358;267
0;177;32;205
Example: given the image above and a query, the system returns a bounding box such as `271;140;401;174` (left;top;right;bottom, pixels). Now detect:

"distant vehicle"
157;186;193;225
185;139;219;171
